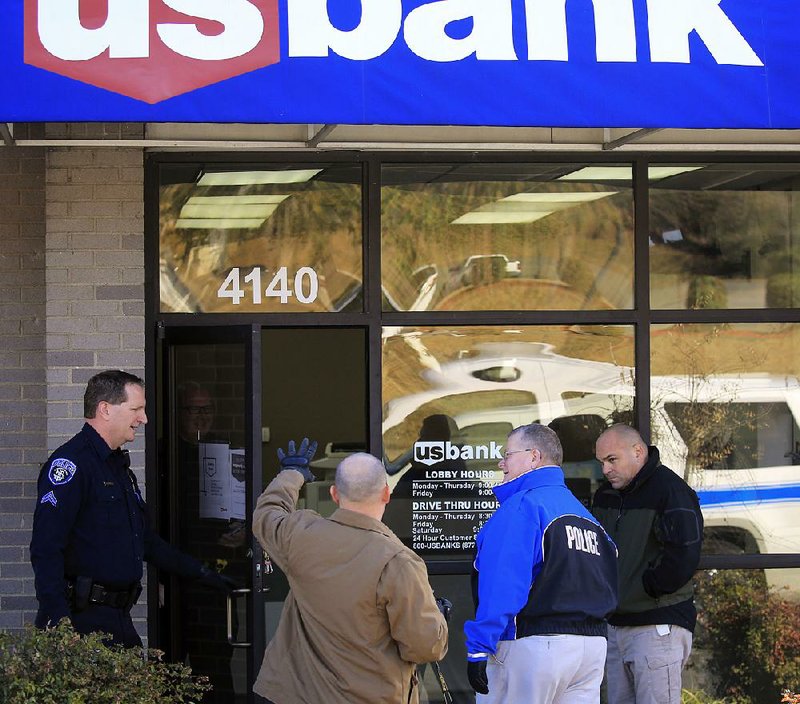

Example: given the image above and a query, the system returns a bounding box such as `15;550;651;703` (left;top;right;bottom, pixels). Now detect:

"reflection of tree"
767;273;800;308
650;325;767;480
381;180;633;311
687;275;728;309
650;189;796;283
663;401;759;475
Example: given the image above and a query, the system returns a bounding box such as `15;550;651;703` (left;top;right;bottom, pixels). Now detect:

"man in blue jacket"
464;423;618;703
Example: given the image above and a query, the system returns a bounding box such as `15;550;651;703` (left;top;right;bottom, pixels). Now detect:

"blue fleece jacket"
464;466;618;662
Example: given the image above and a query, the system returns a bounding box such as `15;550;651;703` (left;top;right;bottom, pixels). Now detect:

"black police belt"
67;577;142;612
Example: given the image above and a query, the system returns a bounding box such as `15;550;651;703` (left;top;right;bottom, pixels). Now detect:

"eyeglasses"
183;406;213;416
503;448;534;459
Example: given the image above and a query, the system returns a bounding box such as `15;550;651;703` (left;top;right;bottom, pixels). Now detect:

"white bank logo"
413;441;503;467
288;0;763;66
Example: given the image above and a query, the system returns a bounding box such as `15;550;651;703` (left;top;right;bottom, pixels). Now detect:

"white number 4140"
217;266;318;305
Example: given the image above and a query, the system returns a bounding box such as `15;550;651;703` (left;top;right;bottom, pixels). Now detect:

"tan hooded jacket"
252;470;448;704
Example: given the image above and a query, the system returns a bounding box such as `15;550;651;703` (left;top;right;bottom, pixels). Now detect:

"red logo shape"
24;0;280;104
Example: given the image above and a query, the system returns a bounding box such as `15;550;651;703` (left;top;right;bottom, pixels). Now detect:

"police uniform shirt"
31;423;203;624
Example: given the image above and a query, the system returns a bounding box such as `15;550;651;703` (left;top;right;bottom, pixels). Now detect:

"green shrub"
0;620;211;704
681;690;732;703
766;273;800;308
687;275;728;309
695;569;800;703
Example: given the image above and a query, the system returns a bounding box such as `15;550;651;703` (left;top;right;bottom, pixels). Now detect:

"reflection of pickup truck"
458;254;521;286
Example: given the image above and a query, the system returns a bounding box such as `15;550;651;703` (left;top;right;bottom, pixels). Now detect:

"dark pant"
69;604;142;648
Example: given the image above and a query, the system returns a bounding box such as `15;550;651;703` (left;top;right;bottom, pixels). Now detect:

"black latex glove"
198;566;239;594
435;596;453;622
468;660;489;695
277;438;318;482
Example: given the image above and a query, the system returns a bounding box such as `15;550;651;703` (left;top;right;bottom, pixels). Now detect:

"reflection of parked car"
458;254;521;286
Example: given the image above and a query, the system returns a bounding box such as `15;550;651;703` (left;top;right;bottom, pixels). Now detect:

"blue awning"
2;1;795;128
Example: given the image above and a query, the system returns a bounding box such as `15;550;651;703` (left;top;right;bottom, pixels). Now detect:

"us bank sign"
2;1;796;127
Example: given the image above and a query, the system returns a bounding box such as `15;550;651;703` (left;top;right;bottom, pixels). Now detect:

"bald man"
252;444;448;704
592;424;704;704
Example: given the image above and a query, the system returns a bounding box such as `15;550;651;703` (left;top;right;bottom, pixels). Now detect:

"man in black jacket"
30;369;234;648
592;424;703;704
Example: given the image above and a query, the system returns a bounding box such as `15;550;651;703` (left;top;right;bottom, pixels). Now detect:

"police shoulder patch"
48;458;77;486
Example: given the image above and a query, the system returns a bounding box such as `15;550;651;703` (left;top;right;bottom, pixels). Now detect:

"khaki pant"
606;624;692;704
478;634;607;704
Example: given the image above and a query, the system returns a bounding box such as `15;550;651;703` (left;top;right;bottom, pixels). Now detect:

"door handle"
227;587;251;647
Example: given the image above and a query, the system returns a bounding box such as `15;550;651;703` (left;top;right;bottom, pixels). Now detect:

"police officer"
30;369;234;648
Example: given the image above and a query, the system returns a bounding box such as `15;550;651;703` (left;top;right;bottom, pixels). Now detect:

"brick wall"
0;146;47;630
44;144;147;636
0;139;146;635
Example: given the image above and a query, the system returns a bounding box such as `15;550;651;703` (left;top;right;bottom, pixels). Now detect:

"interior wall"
260;328;367;482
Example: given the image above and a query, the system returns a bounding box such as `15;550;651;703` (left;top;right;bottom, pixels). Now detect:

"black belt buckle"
88;583;113;607
88;582;142;611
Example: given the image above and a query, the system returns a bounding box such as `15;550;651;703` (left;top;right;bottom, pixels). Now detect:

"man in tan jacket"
253;440;449;704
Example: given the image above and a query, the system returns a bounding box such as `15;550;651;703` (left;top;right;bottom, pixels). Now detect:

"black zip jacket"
591;446;703;632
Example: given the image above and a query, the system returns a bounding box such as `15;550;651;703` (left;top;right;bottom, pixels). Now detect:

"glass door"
157;325;368;703
157;325;257;704
257;327;368;663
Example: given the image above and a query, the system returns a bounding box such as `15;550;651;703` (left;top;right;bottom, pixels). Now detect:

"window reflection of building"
159;165;362;314
382;326;636;558
381;164;634;312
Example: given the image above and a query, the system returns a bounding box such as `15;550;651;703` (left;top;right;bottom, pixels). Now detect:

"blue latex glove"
435;596;453;622
277;438;318;482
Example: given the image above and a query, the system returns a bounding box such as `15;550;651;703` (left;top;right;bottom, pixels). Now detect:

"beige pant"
606;624;693;704
478;634;607;704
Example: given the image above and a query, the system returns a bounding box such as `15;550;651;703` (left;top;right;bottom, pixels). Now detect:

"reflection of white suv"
459;254;521;285
382;342;800;589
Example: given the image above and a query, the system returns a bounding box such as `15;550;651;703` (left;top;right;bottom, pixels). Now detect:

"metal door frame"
149;323;264;702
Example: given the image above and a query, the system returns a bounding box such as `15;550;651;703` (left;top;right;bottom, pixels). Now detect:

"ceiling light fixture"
557;165;702;181
196;169;322;186
176;194;290;229
451;191;616;225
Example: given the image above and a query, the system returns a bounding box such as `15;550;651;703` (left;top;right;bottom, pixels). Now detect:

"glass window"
382;325;635;558
381;164;634;311
649;163;800;309
159;164;362;313
651;323;800;555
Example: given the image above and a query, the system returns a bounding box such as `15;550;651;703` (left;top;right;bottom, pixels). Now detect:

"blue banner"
1;1;798;128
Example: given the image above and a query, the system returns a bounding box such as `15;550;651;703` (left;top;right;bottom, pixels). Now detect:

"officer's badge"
48;458;77;485
40;491;57;507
